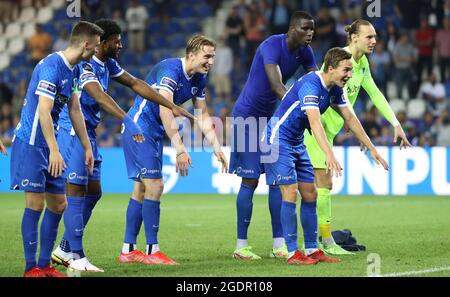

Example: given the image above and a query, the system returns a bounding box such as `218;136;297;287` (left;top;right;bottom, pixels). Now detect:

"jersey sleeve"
107;58;125;78
330;87;348;108
195;75;207;101
361;56;399;126
34;61;59;100
155;67;179;94
299;75;321;111
78;62;101;90
260;37;280;65
300;45;318;71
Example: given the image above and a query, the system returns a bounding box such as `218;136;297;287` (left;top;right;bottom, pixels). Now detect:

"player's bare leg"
315;169;354;255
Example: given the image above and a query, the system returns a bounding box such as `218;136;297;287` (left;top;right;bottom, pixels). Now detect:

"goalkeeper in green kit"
303;19;411;255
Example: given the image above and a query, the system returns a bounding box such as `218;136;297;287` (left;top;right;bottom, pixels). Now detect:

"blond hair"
185;34;216;55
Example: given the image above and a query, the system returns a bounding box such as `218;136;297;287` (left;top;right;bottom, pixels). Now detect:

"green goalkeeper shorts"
303;130;335;169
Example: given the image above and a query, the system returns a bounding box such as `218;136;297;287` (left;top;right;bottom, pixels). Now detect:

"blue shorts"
263;142;315;185
229;117;268;179
57;128;102;186
122;129;163;181
10;136;66;194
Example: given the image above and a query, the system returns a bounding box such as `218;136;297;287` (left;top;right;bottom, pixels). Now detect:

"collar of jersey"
315;71;330;91
92;55;105;66
57;51;75;71
180;57;193;80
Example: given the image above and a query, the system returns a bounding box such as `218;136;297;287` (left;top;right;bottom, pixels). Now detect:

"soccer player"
10;21;103;277
229;11;318;260
303;19;411;255
118;35;228;265
50;19;195;272
263;47;389;265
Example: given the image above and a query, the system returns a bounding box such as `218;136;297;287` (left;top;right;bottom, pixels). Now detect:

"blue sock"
142;199;160;245
83;194;101;226
281;201;298;253
236;184;255;239
269;186;283;238
63;196;85;258
124;198;143;244
300;200;318;249
38;208;62;268
21;208;41;271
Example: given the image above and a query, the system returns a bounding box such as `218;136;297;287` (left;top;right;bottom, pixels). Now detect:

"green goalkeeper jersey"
318;46;399;140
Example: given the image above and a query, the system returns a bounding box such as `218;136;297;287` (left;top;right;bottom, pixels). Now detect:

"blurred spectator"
396;110;415;137
385;20;399;54
301;0;320;15
392;32;416;99
112;9;127;33
96;122;115;147
0;80;13;106
374;126;393;146
335;10;351;46
315;8;339;54
432;109;450;145
0;0;19;25
415;16;435;83
370;41;391;95
418;110;436;134
126;0;148;54
81;0;106;22
243;1;266;71
269;0;292;35
11;80;27;118
154;0;170;23
225;5;244;70
52;28;69;52
361;107;381;139
395;0;424;29
27;23;53;66
346;0;362;20
211;36;233;109
435;17;450;82
418;73;447;117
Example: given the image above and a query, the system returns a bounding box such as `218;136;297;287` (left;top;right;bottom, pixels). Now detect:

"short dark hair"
94;19;122;42
69;21;104;46
323;47;352;72
289;11;314;27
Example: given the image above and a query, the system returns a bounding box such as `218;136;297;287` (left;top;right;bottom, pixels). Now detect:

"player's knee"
242;178;258;188
66;183;87;197
302;188;317;202
144;179;164;199
27;200;45;212
49;199;67;214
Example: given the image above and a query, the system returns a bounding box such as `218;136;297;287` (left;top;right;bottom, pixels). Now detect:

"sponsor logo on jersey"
37;80;57;95
160;77;177;91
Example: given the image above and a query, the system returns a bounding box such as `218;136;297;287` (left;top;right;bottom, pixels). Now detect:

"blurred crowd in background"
1;0;450;149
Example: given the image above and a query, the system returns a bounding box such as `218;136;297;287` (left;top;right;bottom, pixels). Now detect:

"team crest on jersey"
160;76;177;90
191;87;198;95
37;80;57;95
303;96;319;105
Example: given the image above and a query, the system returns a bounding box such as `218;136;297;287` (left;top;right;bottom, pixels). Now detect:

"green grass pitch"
0;193;449;277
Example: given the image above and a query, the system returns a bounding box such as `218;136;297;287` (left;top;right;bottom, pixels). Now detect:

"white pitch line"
380;266;450;277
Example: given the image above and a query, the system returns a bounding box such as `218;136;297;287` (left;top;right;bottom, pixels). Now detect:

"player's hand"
48;150;66;178
369;149;389;171
84;148;94;176
0;139;7;156
393;125;411;149
176;151;192;177
132;134;145;143
325;152;343;178
123;115;145;143
215;151;228;173
172;105;196;121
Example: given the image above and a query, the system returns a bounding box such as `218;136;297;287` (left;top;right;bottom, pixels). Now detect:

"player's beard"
107;47;120;59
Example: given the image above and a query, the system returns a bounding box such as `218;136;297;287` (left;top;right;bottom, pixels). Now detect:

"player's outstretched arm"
194;99;228;173
38;96;66;177
264;64;288;100
158;89;192;177
113;71;195;120
68;92;94;175
334;104;389;171
83;82;144;143
0;138;7;155
306;108;342;177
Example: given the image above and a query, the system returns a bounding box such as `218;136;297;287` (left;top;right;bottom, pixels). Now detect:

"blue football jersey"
58;55;124;133
265;71;347;146
128;58;207;139
15;52;78;147
233;34;317;118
